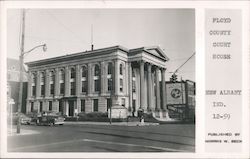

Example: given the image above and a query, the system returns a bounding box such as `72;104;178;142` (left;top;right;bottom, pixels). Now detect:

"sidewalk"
7;128;40;136
64;121;159;126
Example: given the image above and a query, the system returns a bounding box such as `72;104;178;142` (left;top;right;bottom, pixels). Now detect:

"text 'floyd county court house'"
26;45;169;118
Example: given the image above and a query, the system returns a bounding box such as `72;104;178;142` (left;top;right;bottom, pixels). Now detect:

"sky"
7;9;195;81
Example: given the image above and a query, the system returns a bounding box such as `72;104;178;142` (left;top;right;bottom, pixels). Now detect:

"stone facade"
26;46;169;117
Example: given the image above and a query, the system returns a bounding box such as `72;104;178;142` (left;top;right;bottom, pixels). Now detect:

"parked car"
8;112;32;125
36;111;65;126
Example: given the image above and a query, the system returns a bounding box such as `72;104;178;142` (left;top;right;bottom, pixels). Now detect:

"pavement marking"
82;139;186;152
9;138;188;152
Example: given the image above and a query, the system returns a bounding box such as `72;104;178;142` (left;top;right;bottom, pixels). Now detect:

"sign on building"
166;82;186;105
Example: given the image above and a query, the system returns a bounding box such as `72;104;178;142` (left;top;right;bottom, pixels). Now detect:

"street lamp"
17;44;47;134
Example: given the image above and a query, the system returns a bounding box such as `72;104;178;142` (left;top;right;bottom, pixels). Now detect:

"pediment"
144;46;169;61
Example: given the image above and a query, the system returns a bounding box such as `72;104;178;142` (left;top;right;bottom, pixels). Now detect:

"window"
107;98;111;111
94;64;100;92
59;101;63;113
82;66;87;78
132;81;136;92
41;85;45;96
50;71;55;95
121;98;125;107
108;62;112;75
32;73;36;83
94;65;100;76
59;69;64;81
60;83;64;94
108;78;112;91
81;100;85;112
71;68;75;79
82;81;87;93
40;102;43;112
93;99;98;112
70;82;75;95
119;63;123;75
40;72;45;83
120;78;123;92
81;66;87;93
94;80;100;92
40;72;45;96
31;102;34;112
32;86;36;96
49;101;52;111
50;84;54;95
50;71;55;82
31;73;36;96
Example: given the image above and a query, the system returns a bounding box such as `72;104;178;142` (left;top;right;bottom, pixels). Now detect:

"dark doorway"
93;99;98;112
68;100;74;116
59;100;63;115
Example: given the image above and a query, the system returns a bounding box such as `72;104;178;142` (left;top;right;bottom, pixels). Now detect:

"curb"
64;121;159;126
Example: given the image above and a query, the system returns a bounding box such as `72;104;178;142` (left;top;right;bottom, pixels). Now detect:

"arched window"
81;66;87;93
49;71;55;95
40;72;45;83
50;71;55;82
108;62;112;75
119;63;123;75
32;73;36;84
94;64;100;92
31;73;36;96
40;72;45;96
59;69;64;81
82;66;87;78
94;64;100;76
59;69;65;94
70;67;75;79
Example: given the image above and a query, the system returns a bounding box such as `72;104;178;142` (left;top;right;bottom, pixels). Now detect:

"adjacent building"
26;46;169;118
7;58;28;113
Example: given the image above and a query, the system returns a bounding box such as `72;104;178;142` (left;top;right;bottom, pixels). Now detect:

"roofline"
25;45;129;66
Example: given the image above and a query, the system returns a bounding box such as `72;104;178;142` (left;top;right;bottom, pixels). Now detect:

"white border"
0;1;249;158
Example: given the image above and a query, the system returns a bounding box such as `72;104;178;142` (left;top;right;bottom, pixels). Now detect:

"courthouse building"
26;46;169;117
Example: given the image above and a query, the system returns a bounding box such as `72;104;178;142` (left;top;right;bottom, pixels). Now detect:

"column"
155;67;160;110
128;62;132;110
27;72;32;98
140;61;145;109
45;70;50;97
36;71;41;97
161;68;166;109
100;61;105;95
65;66;70;96
55;68;59;97
147;64;152;110
87;63;92;95
114;59;119;95
76;65;80;96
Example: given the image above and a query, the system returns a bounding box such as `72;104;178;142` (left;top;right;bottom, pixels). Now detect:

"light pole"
17;9;47;133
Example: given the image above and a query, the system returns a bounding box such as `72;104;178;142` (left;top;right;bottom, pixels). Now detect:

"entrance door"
59;100;63;115
68;100;74;116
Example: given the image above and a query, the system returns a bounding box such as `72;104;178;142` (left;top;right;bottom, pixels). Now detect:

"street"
8;123;195;152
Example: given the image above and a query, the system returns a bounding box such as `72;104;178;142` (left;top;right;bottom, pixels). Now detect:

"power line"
173;52;195;74
45;10;89;48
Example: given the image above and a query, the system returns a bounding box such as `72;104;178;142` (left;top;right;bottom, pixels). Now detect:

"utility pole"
17;9;25;134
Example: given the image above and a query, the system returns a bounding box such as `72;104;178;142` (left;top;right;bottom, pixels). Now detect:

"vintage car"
36;111;65;126
9;112;32;125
